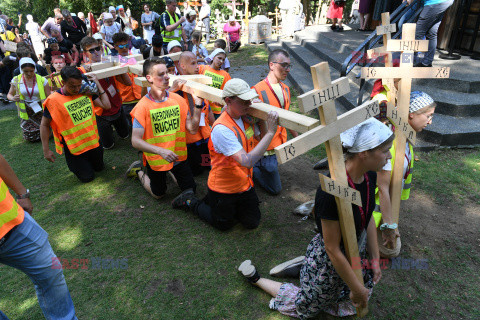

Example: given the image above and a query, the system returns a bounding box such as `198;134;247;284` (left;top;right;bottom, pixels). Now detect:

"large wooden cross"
224;0;242;18
133;75;320;134
361;23;450;225
367;12;397;101
275;62;382;316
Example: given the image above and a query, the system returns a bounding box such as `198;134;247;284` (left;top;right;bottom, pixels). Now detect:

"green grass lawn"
1;47;479;319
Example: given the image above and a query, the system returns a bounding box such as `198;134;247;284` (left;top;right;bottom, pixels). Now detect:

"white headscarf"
340;118;393;153
19;57;36;73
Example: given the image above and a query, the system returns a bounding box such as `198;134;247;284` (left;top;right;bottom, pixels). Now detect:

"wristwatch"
380;223;398;231
16;189;30;199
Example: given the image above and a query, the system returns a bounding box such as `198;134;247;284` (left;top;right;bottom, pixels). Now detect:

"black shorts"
145;160;196;197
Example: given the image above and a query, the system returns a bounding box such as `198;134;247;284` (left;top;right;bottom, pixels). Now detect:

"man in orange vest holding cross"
40;66;111;183
126;57;202;201
0;154;77;319
252;49;298;195
172;78;279;231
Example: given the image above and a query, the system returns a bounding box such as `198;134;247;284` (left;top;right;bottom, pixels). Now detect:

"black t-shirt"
115;16;126;30
141;46;164;59
61;17;87;45
43;47;69;64
315;171;377;240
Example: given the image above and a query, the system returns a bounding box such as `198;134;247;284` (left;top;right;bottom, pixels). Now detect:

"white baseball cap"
223;79;258;100
167;40;182;52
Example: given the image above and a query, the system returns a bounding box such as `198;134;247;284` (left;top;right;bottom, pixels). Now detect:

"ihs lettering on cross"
361;23;450;225
275;62;382;317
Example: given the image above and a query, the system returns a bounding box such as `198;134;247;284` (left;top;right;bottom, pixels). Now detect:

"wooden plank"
128;65;144;76
367;46;387;59
386;39;429;52
386;104;416;144
84;66;130;79
169;74;213;85
361;66;450;79
89;61;116;71
309;62;368;317
297;77;350;113
274;99;380;164
319;174;362;207
376;23;396;35
4;40;17;52
249;102;320;134
133;77;320;133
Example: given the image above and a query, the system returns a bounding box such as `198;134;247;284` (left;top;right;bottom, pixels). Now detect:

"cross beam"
361;23;450;226
133;75;320;133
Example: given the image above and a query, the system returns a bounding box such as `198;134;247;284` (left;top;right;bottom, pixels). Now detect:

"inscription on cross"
361;23;450;225
276;62;382;316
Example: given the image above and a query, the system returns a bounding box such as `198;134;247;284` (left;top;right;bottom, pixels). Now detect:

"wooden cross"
224;0;242;18
133;76;320;134
361;23;450;225
275;62;382;317
367;12;397;101
268;7;280;35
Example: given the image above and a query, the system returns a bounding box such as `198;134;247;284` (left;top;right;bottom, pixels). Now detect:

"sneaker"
125;160;142;179
313;157;329;170
269;256;305;278
337;26;344;31
238;260;261;283
171;188;195;210
119;134;130;140
103;142;115;150
330;25;337;31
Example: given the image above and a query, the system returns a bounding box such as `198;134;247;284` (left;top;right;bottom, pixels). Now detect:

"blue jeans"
253;154;282;195
415;0;454;66
0;212;77;320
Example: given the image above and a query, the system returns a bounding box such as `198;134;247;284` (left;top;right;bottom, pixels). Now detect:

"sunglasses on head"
117;44;129;49
87;47;101;54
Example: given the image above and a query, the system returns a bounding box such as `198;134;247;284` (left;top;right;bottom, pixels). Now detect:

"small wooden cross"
361;23;450;225
223;0;242;18
276;62;382;316
367;12;397;101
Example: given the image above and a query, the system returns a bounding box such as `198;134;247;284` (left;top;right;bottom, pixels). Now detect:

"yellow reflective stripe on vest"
164;11;182;41
64;129;98;147
53;134;63;153
145;131;186;145
61;118;95;137
69;138;99;155
16;74;47;120
0;182;21;225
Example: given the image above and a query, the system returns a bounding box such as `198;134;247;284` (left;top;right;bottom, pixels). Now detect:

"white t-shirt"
26;22;42;38
211;117;245;156
199;4;211;20
271;83;285;107
382;142;411;187
100;22;122;43
11;78;48;103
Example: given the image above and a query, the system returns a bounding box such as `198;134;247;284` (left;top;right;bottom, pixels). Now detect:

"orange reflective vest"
0;178;25;239
177;91;212;144
208;112;255;194
115;72;142;104
131;93;189;171
199;65;231;114
253;79;291;150
43;92;100;155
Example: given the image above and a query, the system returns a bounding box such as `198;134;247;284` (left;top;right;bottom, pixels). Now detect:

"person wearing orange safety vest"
198;48;231;119
40;66;111;183
125;57;201;200
252;49;298;195
0;154;78;319
174;78;279;231
374;91;436;258
175;51;215;176
112;32;145;129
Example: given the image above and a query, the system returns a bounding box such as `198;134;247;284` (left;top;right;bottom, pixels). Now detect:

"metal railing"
340;0;423;105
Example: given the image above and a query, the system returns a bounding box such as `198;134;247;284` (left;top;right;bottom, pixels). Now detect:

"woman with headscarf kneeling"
238;118;394;318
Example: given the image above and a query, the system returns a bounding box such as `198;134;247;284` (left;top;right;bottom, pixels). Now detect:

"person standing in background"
199;0;211;44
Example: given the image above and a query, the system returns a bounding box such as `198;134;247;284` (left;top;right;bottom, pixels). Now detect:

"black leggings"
64;145;104;183
192;187;261;231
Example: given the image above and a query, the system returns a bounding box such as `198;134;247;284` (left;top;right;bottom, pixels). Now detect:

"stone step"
418;114;480;147
413;85;480;117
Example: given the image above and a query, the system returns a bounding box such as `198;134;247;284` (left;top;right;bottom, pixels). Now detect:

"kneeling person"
127;57;201;199
179;79;279;231
41;66;110;183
